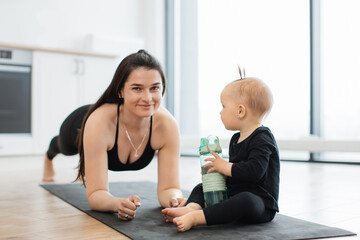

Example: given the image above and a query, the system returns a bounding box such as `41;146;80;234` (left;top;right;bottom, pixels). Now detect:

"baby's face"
219;86;240;130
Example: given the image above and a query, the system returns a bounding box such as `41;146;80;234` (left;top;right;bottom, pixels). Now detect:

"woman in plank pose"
43;50;185;220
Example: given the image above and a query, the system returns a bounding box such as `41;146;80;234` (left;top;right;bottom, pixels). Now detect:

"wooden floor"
0;155;359;239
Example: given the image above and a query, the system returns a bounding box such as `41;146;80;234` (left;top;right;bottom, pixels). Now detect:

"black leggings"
46;105;91;160
187;183;276;226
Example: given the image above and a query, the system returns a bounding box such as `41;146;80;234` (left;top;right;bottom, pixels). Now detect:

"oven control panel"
0;50;12;59
0;48;32;65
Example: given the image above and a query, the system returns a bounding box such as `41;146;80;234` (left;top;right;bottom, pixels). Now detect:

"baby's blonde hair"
229;77;273;118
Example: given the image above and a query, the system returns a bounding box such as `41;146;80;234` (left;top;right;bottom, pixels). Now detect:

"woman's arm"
83;111;140;219
155;111;183;208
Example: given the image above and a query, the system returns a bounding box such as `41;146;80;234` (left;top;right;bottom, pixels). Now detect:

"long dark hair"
75;49;166;185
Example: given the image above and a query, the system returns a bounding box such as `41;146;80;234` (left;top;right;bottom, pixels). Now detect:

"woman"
42;50;185;220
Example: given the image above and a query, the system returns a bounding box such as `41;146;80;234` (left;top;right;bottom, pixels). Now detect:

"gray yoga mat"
41;181;356;240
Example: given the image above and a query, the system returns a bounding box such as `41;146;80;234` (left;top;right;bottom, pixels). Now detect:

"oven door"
0;64;31;134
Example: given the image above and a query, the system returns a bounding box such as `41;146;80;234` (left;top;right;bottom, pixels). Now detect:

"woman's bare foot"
42;155;55;182
173;210;206;232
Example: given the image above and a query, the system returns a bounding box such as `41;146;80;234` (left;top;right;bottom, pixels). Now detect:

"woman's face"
121;67;163;118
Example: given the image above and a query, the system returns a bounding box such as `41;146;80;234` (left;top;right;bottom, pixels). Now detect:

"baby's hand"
204;151;233;176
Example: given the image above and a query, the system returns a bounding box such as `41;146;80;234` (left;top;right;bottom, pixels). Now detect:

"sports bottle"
199;135;228;207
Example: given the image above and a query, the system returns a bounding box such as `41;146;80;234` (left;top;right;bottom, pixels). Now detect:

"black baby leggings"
187;183;276;225
46;105;91;160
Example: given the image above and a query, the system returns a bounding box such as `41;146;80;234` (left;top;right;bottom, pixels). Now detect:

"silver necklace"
124;125;148;158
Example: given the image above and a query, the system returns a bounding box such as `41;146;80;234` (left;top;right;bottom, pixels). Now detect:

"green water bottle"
199;135;228;207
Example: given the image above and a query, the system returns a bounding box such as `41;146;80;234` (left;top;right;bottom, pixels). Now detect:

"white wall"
0;0;165;156
0;0;165;64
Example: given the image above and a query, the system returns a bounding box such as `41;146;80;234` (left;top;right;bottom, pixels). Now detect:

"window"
167;0;360;162
319;0;360;162
197;0;310;142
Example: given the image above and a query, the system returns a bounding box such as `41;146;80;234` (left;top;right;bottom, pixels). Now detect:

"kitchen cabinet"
32;51;116;152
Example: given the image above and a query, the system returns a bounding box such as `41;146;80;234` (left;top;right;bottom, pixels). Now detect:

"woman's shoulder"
89;103;117;119
151;106;179;149
152;106;178;130
85;103;118;134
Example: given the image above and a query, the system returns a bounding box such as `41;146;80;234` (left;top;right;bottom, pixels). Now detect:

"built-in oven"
0;48;33;155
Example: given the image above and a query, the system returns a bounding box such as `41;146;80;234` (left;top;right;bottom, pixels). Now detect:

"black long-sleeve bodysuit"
187;126;280;225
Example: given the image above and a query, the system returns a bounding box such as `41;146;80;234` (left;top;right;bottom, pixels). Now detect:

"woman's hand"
204;151;233;177
116;195;141;221
170;197;187;207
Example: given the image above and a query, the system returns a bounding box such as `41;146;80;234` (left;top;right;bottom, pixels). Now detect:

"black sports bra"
107;104;155;171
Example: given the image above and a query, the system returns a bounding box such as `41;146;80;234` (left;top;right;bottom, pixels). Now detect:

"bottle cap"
199;135;222;154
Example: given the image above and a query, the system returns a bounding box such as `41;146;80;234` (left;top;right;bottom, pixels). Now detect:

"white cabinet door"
78;55;116;106
33;51;80;152
33;51;116;152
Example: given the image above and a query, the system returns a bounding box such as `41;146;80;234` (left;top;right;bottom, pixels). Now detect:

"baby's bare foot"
42;156;55;182
173;212;195;232
161;206;195;223
173;210;206;232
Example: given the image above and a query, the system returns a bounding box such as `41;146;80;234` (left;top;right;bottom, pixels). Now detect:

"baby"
162;76;280;232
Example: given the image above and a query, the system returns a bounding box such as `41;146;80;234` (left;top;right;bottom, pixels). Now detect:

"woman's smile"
138;103;153;109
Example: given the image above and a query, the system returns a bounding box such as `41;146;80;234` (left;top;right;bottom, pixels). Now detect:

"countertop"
0;42;118;58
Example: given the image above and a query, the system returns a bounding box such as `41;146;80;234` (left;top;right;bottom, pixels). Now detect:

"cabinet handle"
74;58;79;74
79;59;85;76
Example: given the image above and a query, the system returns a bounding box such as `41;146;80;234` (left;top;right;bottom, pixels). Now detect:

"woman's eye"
132;87;141;91
151;86;160;91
